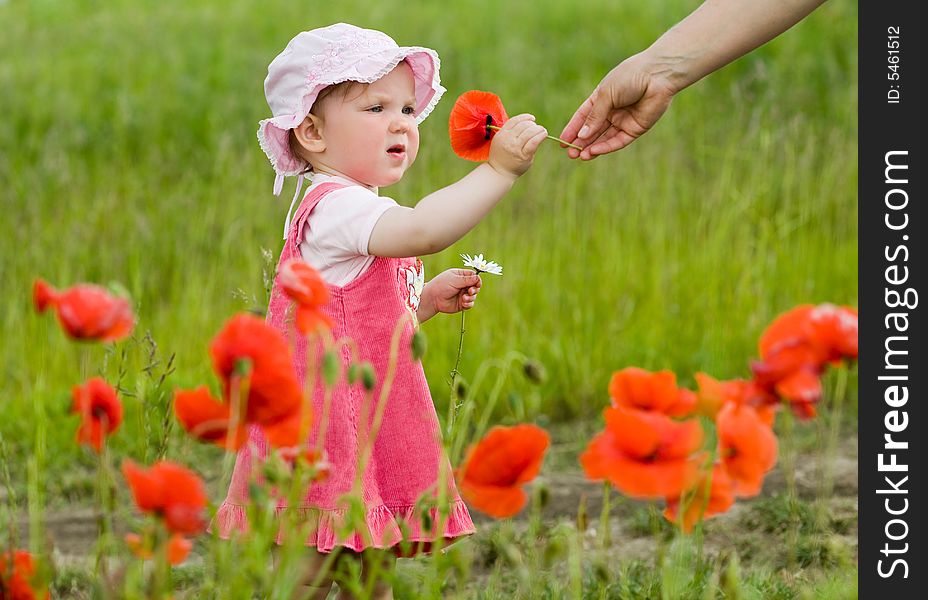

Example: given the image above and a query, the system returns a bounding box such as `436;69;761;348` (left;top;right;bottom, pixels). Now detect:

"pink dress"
213;182;476;556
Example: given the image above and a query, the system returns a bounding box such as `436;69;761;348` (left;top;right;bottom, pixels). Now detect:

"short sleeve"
302;186;399;262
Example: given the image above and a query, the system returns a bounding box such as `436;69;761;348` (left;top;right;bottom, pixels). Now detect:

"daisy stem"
486;124;583;151
447;309;466;436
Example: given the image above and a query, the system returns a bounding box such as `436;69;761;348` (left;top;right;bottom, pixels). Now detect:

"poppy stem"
486;124;583;151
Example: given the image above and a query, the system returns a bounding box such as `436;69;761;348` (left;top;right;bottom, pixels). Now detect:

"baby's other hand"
427;269;482;315
487;114;548;178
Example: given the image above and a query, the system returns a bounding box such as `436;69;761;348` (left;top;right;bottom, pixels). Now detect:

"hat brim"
258;47;445;177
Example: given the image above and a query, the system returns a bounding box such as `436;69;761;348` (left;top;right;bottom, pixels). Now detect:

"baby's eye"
402;106;416;116
368;105;383;113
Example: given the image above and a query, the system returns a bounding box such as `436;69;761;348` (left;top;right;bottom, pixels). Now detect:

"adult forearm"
644;0;827;93
411;163;517;254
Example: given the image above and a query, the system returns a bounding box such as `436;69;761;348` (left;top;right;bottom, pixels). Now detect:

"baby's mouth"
387;144;406;155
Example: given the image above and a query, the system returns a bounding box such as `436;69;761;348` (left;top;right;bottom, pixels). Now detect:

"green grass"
1;0;856;596
1;0;856;434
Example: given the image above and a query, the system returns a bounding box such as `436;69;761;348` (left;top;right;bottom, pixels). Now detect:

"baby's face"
313;62;420;189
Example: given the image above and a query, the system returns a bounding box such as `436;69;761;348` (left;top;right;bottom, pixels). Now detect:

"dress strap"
285;182;349;248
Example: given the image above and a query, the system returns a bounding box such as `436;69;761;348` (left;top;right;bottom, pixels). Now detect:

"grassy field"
1;0;857;597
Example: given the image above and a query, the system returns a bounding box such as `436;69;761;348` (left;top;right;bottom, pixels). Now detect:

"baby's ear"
293;115;326;153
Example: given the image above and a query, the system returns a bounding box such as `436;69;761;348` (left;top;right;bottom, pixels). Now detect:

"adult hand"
559;0;828;160
560;55;676;160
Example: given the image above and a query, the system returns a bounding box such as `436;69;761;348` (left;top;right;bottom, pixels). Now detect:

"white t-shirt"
297;174;399;287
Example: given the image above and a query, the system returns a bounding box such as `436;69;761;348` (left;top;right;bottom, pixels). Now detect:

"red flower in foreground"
694;372;776;425
71;377;123;452
805;304;858;363
33;279;135;342
715;402;778;497
0;550;48;600
449;90;509;161
278;259;332;334
457;424;549;518
173;386;248;450
125;531;193;565
122;460;208;535
209;314;303;425
580;406;704;499
664;463;735;533
609;367;696;417
759;304;858;366
751;338;823;418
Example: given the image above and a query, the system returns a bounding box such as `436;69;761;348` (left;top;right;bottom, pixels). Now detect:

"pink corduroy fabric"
212;182;475;556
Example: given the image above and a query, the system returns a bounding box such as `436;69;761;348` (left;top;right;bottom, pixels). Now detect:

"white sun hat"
258;23;445;236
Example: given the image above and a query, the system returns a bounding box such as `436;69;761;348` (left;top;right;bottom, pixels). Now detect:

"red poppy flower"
608;367;696;417
122;460;208;535
457;424;549;518
774;369;822;418
33;279;135;343
715;402;777;497
448;90;509;161
125;531;193;565
209;314;303;425
276;446;332;483
694;373;776;425
278;259;332;334
173;386;247;450
663;463;735;533
751;338;823;419
0;550;48;600
580;406;704;499
806;304;858;363
758;303;858;368
71;377;123;452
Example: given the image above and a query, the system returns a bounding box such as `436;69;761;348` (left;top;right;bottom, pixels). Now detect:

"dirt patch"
18;428;858;574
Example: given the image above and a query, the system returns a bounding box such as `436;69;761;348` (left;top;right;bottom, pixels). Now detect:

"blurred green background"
0;0;856;467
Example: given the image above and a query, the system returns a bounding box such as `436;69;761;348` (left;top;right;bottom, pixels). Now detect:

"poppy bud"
411;330;427;361
420;511;433;532
535;483;550;510
522;360;546;384
361;362;376;391
721;553;742;597
576;493;588;531
262;453;291;487
347;363;360;385
322;351;339;386
455;379;468;399
234;357;252;377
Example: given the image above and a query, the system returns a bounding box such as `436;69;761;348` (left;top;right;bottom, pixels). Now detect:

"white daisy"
460;253;503;275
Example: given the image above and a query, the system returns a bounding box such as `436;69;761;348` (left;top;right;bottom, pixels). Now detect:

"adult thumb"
577;87;610;140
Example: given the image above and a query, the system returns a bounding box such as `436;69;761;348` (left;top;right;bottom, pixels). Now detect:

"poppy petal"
449;90;508;161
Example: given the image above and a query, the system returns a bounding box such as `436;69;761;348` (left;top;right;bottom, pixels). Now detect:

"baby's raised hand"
487;114;548;178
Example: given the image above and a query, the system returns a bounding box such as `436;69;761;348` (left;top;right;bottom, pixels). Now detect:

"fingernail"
578;125;590;138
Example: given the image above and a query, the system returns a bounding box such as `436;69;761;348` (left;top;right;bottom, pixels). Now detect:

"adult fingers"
583;127;637;159
560;94;595;144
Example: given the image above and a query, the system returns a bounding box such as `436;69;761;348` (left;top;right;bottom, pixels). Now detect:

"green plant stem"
817;365;850;527
599;482;611;551
781;408;799;570
446;309;466;438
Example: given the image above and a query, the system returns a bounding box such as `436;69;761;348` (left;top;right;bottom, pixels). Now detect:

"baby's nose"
390;117;410;133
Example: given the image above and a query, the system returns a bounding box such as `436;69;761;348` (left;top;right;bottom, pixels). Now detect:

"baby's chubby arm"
368;114;547;258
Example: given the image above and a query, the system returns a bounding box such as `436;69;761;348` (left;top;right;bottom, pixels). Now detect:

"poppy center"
484;115;494;140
